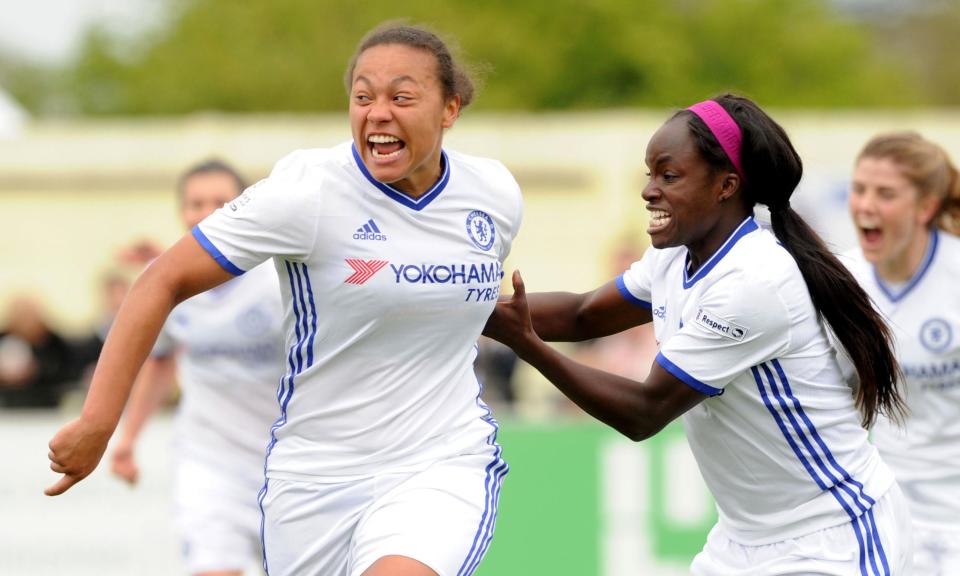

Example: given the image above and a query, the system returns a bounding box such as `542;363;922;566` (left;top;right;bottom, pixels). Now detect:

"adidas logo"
353;219;387;241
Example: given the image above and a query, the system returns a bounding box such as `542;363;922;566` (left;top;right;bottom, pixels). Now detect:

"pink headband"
687;100;745;180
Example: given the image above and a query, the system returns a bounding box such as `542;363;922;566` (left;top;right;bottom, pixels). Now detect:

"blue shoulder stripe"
655;352;723;396
192;226;245;276
616;274;652;309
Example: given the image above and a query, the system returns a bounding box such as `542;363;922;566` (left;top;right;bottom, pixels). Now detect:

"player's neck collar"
351;144;451;212
873;228;939;303
682;215;759;289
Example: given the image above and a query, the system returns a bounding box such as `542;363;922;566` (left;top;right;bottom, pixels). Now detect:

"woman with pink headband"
485;94;912;574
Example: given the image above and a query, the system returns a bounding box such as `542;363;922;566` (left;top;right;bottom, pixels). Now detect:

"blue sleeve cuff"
191;226;246;276
616;274;652;309
655;352;723;397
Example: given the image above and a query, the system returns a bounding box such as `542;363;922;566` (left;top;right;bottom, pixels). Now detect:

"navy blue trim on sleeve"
191;226;246;276
655;352;723;397
615;274;652;309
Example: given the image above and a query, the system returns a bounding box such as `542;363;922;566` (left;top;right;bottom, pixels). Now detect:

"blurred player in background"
485;94;913;574
111;159;283;576
46;22;522;576
844;131;960;574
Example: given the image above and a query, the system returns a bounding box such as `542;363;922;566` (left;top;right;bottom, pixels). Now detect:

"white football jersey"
842;229;960;531
195;142;523;481
619;216;894;547
154;261;285;476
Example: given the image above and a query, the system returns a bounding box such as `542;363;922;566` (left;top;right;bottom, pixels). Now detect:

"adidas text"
353;232;388;241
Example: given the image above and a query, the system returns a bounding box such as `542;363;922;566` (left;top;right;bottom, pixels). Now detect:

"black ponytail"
685;94;905;428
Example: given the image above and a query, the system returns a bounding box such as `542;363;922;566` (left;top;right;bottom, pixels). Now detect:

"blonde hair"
857;131;960;235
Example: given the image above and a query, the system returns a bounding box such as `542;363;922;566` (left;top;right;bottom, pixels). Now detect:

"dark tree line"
2;0;956;115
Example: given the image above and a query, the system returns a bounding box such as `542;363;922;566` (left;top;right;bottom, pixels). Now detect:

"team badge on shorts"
919;318;952;353
466;210;495;251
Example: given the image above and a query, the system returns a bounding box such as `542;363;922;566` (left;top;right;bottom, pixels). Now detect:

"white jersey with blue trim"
154;261;284;476
194;141;523;481
842;230;960;531
618;216;894;545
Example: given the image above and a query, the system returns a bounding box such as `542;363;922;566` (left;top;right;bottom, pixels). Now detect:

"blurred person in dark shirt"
0;296;81;408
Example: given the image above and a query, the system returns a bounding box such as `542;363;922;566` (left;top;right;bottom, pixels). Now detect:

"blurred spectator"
572;324;657;381
115;238;164;267
0;296;82;408
572;238;658;380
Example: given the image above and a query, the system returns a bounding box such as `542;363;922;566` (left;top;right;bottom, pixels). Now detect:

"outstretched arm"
110;355;177;485
486;271;704;440
510;281;652;342
46;234;234;496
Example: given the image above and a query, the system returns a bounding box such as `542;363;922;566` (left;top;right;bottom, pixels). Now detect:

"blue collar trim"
683;216;759;289
874;228;938;303
351;143;450;211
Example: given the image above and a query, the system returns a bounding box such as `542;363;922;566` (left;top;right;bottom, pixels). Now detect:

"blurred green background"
4;0;960;116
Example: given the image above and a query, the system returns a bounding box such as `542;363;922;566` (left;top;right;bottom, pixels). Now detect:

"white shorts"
913;525;960;576
691;483;913;575
176;457;264;574
259;450;508;576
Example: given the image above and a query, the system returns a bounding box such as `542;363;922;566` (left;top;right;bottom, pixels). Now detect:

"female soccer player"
844;131;960;574
485;94;912;574
46;23;522;576
109;160;284;576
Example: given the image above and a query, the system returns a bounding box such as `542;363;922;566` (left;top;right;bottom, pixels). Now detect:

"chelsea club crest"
466;210;495;251
919;318;953;353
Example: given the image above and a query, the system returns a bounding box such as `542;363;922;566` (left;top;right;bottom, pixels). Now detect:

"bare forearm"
81;273;178;431
80;235;231;431
525;282;652;342
513;338;662;440
45;235;234;496
117;357;176;445
486;271;687;443
526;292;593;341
